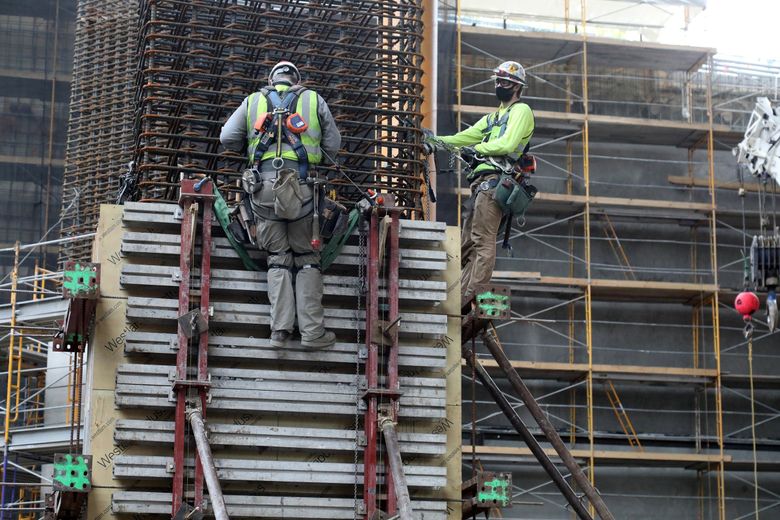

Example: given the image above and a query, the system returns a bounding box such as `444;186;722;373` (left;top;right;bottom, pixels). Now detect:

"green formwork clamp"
475;285;511;320
477;473;512;508
62;262;100;299
52;454;92;492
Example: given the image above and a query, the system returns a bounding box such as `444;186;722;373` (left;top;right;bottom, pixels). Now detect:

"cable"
748;335;760;519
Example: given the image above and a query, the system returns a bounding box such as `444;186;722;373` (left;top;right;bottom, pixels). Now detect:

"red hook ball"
735;291;760;319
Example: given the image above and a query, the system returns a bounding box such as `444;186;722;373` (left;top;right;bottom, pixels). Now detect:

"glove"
422;142;435;155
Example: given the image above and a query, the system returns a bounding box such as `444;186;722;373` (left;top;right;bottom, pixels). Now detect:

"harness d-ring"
271;156;284;170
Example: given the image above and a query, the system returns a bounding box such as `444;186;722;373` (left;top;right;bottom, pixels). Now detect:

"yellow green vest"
245;85;323;164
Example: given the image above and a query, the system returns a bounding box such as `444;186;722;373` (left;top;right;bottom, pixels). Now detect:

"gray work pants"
461;174;503;304
253;162;326;341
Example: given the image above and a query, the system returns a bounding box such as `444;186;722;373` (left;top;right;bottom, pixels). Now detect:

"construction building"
0;1;779;519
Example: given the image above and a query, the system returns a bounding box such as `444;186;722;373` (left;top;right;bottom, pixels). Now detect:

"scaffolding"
443;1;779;518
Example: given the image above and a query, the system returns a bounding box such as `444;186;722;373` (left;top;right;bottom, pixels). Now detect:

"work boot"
270;330;291;348
301;329;336;349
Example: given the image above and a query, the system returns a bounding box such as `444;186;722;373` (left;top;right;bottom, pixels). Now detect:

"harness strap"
255;88;309;179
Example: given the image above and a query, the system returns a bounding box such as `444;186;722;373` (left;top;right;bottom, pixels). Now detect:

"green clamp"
62;262;100;299
477;473;512;508
52;454;92;492
475;285;511;320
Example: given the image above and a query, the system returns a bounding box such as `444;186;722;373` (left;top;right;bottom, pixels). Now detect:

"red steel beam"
385;211;401;515
194;182;214;510
172;193;195;516
363;210;380;519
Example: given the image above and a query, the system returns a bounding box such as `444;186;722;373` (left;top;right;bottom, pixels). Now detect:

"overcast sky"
660;0;780;62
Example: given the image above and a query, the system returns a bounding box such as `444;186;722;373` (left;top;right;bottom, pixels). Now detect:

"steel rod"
187;406;229;520
472;320;615;520
461;337;593;520
379;417;413;520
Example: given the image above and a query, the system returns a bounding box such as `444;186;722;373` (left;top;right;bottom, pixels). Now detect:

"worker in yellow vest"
220;61;342;348
426;61;535;306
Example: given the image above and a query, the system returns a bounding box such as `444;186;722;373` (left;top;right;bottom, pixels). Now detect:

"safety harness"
253;86;310;179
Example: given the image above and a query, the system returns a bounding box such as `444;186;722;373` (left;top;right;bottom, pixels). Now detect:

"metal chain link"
353;220;367;518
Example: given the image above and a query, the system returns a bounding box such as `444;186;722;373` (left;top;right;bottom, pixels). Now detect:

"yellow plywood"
442;226;462;518
91;205;127;299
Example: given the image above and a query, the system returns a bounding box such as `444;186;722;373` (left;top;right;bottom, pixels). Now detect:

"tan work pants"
461;174;504;304
254;167;326;341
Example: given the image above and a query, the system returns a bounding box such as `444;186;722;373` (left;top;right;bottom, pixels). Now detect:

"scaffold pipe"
379;417;413;520
186;406;229;520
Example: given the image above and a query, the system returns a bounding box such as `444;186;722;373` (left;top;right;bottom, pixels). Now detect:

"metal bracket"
357;433;367;446
178;309;208;338
173;502;203;520
474;284;511;320
358;346;368;359
174;206;184;220
62;262;100;299
463;471;513;511
172;269;182;283
52;454;92;492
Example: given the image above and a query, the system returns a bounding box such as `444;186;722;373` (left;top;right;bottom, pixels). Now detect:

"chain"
353;220;367;518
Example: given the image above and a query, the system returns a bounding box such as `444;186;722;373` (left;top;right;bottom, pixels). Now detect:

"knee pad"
268;248;293;269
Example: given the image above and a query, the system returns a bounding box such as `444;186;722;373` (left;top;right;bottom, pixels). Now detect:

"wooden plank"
454;191;711;212
472;359;718;382
668;175;761;193
491;273;718;295
464;445;731;465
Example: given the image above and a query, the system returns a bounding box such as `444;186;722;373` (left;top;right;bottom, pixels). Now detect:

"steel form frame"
452;1;729;517
171;179;214;517
362;210;405;519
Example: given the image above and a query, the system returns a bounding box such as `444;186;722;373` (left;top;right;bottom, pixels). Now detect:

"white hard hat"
491;61;526;86
269;61;301;86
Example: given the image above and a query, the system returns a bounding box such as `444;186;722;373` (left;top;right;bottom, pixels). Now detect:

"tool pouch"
493;173;537;216
272;168;304;220
318;195;348;239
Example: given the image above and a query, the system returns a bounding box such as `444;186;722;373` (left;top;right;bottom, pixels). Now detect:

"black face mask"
495;85;516;102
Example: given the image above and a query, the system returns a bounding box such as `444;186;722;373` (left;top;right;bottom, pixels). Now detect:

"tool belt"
493;173;537;216
318;193;348;239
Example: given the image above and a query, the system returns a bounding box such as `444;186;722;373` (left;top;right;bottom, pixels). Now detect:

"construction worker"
426;61;534;306
220;60;342;348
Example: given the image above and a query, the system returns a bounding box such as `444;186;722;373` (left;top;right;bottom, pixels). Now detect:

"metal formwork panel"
124;331;448;369
114;420;446;456
114;363;447;419
95;204;458;518
125;297;449;336
112;491;448;519
120;264;448;303
113;456;447;488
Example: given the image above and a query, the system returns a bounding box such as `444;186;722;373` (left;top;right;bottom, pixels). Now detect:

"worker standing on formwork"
425;61;535;307
220;61;342;348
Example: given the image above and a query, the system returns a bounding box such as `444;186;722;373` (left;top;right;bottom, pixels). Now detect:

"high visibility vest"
245;86;323;165
472;102;533;176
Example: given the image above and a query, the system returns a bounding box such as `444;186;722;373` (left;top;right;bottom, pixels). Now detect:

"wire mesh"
132;0;426;207
59;0;139;263
60;0;427;262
